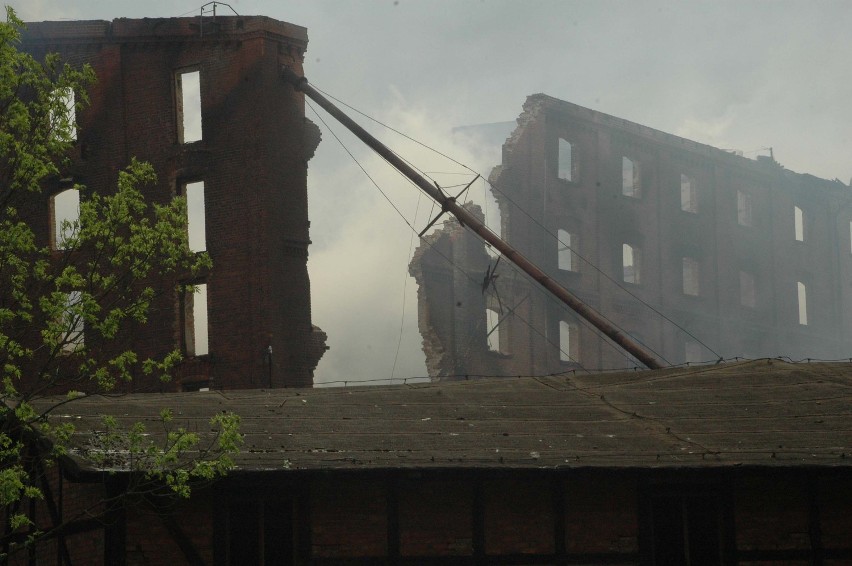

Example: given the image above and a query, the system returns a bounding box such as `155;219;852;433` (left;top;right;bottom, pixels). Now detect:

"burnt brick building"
21;16;326;390
412;94;852;377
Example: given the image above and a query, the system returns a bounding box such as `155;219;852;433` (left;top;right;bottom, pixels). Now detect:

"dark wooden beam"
156;509;206;566
386;475;400;564
472;478;484;564
34;460;72;566
104;478;127;566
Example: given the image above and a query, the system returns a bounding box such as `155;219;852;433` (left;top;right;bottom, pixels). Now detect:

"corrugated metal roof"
40;360;852;473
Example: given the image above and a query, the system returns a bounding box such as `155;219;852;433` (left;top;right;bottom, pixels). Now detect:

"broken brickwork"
412;94;852;377
21;16;326;389
409;204;505;379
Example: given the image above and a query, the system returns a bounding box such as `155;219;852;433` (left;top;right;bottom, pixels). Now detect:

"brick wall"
412;94;852;377
311;478;388;557
21;16;325;391
16;468;850;563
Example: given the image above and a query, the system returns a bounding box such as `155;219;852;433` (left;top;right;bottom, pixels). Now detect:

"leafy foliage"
0;8;240;557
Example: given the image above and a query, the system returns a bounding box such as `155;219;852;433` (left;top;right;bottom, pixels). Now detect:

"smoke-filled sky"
12;0;852;385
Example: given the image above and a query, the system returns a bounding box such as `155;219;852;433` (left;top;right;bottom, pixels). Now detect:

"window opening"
737;190;752;227
680;174;697;213
559;320;579;362
486;308;500;352
558;138;575;182
622;157;640;198
51;188;80;250
61;291;84;353
794;206;804;242
177;70;202;143
682;257;699;296
557;229;579;272
184;181;207;252
797;281;807;326
50;87;76;142
184;283;209;356
623;243;641;284
849;221;852;254
684;340;703;364
739;271;756;308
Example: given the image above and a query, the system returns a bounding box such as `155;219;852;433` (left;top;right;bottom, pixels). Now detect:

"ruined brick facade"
21;16;326;390
412;94;852;376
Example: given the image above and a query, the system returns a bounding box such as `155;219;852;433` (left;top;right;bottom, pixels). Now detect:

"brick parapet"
23;16;307;54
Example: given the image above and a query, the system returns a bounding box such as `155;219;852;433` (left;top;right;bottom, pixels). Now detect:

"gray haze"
13;0;852;384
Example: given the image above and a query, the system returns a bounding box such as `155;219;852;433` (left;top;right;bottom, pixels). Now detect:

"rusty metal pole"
282;67;663;370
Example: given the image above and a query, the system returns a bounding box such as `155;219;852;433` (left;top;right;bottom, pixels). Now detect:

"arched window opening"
177;70;202;143
559;320;579;363
740;271;756;308
557;229;579;272
486;307;501;353
558;138;576;182
184;181;207;252
50;87;76;142
682;257;699;296
622;157;640;198
623;243;641;284
50;188;80;250
797;282;808;326
61;291;84;353
184;283;209;356
794;206;804;242
737;190;753;227
680;174;697;213
684;340;703;365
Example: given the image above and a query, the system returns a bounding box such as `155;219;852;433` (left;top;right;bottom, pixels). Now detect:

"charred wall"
412;94;852;377
21;16;326;390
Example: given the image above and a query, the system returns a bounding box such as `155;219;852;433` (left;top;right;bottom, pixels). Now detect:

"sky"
12;0;852;385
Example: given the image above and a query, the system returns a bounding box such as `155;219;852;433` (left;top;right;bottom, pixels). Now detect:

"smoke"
307;93;504;385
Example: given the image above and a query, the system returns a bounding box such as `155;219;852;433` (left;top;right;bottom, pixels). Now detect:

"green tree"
0;8;239;559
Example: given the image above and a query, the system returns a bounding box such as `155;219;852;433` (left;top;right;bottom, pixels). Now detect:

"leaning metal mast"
282;67;662;370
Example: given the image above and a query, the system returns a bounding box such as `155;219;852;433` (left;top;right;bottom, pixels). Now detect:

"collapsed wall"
411;94;852;377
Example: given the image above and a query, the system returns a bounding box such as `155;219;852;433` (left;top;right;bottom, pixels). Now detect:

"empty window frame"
486;308;500;352
558;138;576;182
50;87;76;142
797;281;808;326
739;271;756;308
680;174;697;213
61;291;84;353
622;157;640;198
176;70;202;143
50;188;80;250
682;257;699;296
559;320;579;363
184;283;209;356
557;229;579;272
794;206;804;242
183;181;207;252
622;243;641;284
737;190;752;227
